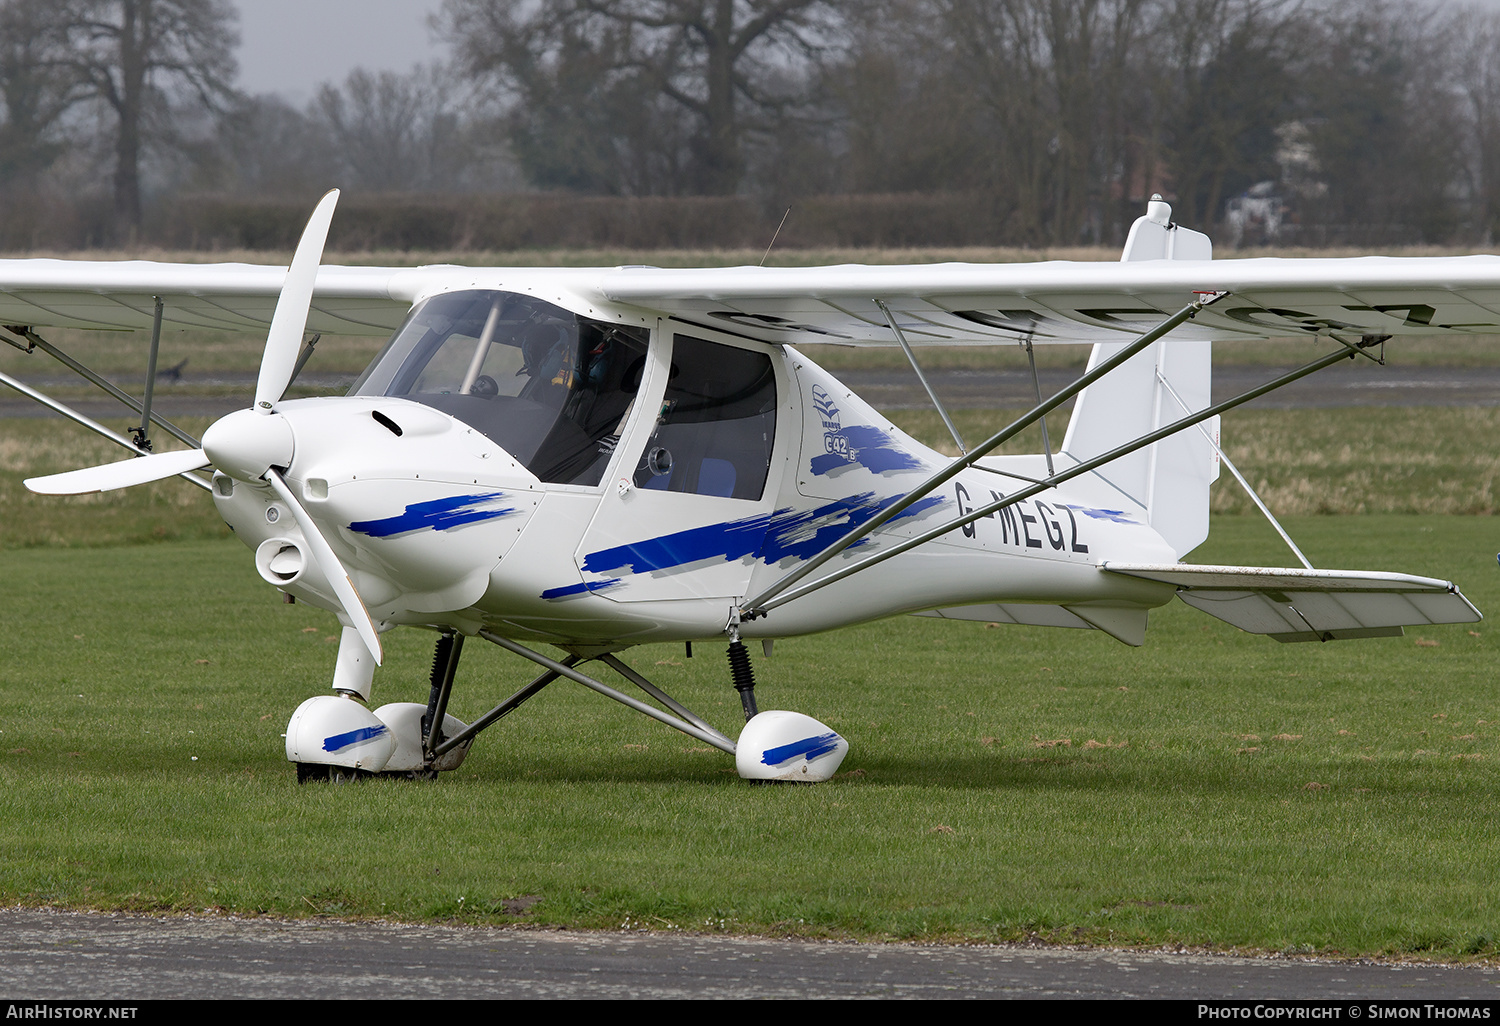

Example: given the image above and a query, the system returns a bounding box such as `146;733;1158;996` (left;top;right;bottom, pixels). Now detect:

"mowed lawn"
1;393;1498;956
0;511;1497;957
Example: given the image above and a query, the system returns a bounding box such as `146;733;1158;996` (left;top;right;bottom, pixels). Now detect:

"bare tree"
934;0;1150;245
200;93;333;198
1296;0;1461;244
1450;7;1500;244
444;0;844;195
831;0;989;195
46;0;237;237
312;65;507;193
456;8;693;195
0;0;86;186
1147;0;1303;231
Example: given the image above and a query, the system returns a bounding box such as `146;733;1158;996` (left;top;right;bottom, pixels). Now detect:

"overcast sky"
232;0;449;104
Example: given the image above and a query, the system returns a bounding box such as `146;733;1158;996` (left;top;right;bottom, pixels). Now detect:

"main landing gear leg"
422;632;464;761
726;638;759;722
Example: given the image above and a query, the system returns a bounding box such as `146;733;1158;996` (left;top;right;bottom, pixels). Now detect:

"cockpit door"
573;327;789;603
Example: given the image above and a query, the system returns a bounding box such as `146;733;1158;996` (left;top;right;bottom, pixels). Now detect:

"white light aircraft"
4;191;1487;782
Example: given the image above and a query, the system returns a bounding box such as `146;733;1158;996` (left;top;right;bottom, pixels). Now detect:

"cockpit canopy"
351;290;649;485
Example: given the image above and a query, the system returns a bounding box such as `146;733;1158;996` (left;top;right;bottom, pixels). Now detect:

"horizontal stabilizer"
1101;563;1480;643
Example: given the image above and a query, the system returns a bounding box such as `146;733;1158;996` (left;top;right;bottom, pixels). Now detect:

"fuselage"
211;287;1179;647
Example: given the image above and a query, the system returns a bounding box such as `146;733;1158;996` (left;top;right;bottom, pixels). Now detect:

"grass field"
0;390;1499;957
0;517;1496;956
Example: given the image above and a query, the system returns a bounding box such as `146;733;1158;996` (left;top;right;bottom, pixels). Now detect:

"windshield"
350;290;650;485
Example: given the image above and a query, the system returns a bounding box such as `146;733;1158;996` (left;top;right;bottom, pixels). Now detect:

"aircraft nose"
202;408;294;482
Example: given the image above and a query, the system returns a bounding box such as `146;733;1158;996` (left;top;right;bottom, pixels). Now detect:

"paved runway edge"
3;907;1499;1000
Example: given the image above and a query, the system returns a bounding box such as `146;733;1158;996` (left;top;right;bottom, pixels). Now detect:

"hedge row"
0;188;1442;252
0;190;1026;252
162;191;1038;251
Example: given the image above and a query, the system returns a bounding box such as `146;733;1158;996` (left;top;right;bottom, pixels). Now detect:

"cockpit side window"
350;290;649;486
632;335;777;501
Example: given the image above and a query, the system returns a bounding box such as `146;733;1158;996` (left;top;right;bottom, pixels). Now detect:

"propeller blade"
254;189;340;413
25;448;210;495
264;468;383;666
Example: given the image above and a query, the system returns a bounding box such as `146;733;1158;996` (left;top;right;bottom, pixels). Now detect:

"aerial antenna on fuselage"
760;207;792;266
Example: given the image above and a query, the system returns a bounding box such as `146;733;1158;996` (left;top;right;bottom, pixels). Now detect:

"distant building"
1223;121;1328;247
1225;181;1284;247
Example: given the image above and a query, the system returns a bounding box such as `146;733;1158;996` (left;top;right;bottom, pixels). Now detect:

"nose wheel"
286;628;474;782
295;763;379;784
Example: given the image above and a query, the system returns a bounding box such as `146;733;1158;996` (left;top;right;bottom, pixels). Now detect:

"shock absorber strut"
422;632;462;754
727;639;759;722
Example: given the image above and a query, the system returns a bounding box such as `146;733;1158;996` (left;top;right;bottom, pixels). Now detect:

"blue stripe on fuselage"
579;493;947;577
541;578;623;600
349;492;516;538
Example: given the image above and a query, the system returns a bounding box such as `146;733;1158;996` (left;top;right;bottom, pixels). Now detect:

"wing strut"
739;293;1228;618
132;296;164;451
0;367;210;491
2;325;201;450
875;299;966;454
1023;334;1055;476
1153;366;1313;570
745;334;1383;618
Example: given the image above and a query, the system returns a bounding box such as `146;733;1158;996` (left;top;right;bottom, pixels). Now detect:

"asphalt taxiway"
3;907;1499;1000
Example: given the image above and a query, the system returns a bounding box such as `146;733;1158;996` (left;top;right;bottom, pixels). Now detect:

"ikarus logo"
808;384;926;478
812;384;852;465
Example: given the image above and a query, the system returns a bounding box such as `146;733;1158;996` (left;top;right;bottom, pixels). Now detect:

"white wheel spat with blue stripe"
285;694;397;772
736;710;848;781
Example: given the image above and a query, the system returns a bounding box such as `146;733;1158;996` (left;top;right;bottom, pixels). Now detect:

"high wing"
0;260;418;335
1;254;1499;347
597;256;1500;346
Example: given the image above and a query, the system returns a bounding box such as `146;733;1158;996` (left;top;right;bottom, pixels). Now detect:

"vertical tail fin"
1059;198;1218;559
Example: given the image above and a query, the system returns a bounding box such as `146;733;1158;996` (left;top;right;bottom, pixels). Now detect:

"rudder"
1059;198;1218;559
